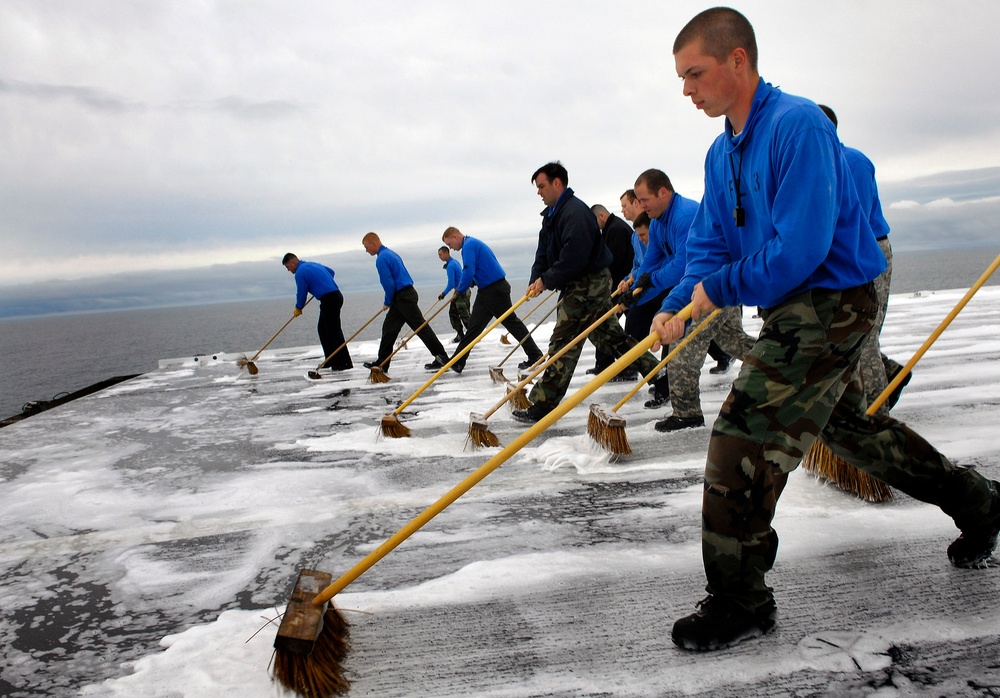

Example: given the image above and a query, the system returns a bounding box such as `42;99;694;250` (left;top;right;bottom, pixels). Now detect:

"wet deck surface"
2;291;1000;697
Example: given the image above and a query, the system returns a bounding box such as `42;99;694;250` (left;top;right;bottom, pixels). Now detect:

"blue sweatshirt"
293;260;339;309
374;245;415;306
843;145;891;240
456;235;505;292
661;79;885;314
629;231;647;282
633;192;698;305
441;257;462;296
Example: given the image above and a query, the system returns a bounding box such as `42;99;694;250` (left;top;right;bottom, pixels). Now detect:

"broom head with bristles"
307;370;324;380
272;568;351;697
488;366;506;384
379;412;412;438
500;333;512;345
505;385;532;411
587;404;631;456
466;412;500;451
367;367;390;385
237;355;260;375
801;439;892;503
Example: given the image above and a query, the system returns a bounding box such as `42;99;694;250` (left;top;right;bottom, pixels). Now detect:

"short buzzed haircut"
438;245;450;254
620;189;637;203
635;169;674;195
281;252;297;265
818;104;838;128
591;204;610;217
442;226;462;241
673;7;758;72
531;161;569;187
633;212;651;230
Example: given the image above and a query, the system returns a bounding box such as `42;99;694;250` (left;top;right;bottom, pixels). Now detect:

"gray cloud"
1;0;999;307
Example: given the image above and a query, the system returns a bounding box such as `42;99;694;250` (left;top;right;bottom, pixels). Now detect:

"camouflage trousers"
449;290;472;335
667;305;756;418
858;236;894;415
702;283;997;613
528;269;660;409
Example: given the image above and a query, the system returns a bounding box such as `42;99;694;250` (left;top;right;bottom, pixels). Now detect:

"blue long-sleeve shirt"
441;257;462;296
456;235;505;292
661;79;885;314
843;145;891;240
293;260;339;309
629;231;647;283
633;192;698;305
374;245;415;306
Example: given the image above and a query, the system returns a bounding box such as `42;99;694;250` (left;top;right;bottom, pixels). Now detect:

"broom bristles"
602;426;632;456
500;333;512;345
488;366;506;384
367;367;390;385
466;425;501;450
586;408;602;442
801;440;892;503
588;405;631;456
506;386;532;411
236;355;250;369
380;414;412;438
272;607;351;697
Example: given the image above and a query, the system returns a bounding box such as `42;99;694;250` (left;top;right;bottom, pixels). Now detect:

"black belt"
875;235;888;241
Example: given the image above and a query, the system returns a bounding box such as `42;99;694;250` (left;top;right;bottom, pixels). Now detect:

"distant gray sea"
2;246;998;420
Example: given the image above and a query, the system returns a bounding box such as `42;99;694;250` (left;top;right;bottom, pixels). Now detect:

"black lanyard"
728;143;746;227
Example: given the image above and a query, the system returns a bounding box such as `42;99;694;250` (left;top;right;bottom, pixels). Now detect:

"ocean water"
2;246;998;421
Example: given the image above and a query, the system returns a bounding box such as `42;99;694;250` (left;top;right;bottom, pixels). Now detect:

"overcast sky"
2;1;999;297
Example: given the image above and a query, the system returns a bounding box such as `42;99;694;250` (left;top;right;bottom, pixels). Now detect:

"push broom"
379;294;535;438
305;307;386;380
270;310;684;698
367;295;453;385
802;251;1000;502
237;296;312;375
469;294;644;449
499;289;556;344
489;295;563;384
588;309;719;456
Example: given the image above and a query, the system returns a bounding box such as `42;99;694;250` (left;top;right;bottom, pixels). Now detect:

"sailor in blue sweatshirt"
436;227;543;374
658;7;1000;653
281;253;352;371
627;168;755;424
819;103;904;415
362;232;448;373
437;245;471;343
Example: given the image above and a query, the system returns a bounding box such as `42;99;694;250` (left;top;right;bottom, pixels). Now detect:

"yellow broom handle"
392;294;534;416
514;289;558;323
248;295;313;363
378;294;453;368
312;306;386;371
483;287;646;419
613;308;722;411
483;301;625;420
867;251;1000;415
496;297;564;367
312;303;693;606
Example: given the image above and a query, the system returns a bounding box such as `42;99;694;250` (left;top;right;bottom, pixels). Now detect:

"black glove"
438;293;446;301
620;273;651;307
